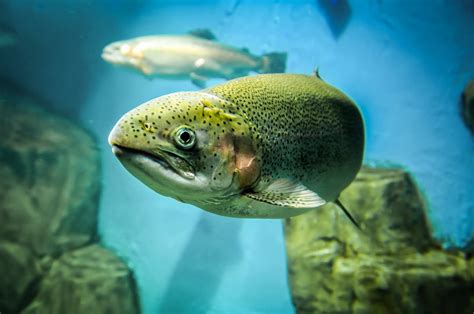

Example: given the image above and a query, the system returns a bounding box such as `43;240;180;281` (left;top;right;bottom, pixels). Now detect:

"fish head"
101;39;151;74
108;92;261;206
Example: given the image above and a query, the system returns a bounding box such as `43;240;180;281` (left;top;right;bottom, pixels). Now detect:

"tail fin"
260;52;287;73
334;199;361;230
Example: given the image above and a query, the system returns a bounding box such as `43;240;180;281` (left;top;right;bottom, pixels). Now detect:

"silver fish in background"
0;23;16;47
101;29;287;87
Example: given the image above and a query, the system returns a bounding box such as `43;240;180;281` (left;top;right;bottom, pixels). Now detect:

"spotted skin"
206;74;364;203
109;74;364;218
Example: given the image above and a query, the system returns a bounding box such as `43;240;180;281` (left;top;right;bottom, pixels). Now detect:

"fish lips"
101;48;125;64
101;45;133;66
111;145;195;180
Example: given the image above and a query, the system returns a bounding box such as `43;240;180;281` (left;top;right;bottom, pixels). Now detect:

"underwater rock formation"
461;79;474;134
0;81;140;314
285;167;474;314
0;241;41;313
23;245;140;314
0;82;100;255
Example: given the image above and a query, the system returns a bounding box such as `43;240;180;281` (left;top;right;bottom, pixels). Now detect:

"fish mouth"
101;45;130;65
112;145;195;180
101;47;123;64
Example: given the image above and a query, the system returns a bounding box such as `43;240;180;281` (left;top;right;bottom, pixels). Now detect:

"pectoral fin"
244;179;326;208
139;60;155;77
190;72;207;88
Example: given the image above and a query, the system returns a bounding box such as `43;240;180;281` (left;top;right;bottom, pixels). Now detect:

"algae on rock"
0;81;141;314
0;241;42;313
285;167;474;314
23;245;140;314
0;82;101;256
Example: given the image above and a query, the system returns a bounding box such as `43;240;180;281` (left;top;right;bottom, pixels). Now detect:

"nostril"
143;122;155;132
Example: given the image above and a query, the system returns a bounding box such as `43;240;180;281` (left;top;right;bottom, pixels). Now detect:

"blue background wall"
0;1;473;313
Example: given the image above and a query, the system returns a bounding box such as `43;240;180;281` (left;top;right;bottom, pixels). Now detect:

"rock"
461;79;474;134
0;241;41;313
0;82;141;314
22;245;141;314
285;166;474;314
0;81;101;256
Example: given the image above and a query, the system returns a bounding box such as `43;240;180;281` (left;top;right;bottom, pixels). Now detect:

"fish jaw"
110;143;207;200
102;40;144;72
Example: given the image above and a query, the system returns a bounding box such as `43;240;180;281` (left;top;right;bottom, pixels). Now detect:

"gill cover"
197;97;261;192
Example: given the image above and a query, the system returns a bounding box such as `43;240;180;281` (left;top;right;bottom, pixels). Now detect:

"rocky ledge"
0;81;140;314
285;167;474;314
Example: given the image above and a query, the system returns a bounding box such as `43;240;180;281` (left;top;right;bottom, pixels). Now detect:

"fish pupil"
180;131;191;143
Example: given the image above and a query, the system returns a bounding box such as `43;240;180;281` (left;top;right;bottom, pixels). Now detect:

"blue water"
1;1;473;313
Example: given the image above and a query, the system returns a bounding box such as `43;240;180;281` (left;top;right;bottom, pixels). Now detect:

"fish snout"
101;42;132;64
108;124;120;146
102;44;120;63
108;123;136;158
108;119;130;148
108;109;154;153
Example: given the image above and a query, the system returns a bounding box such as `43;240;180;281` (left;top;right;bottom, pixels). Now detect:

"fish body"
109;74;364;219
102;30;287;87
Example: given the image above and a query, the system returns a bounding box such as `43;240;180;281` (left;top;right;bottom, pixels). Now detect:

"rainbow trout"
102;29;287;88
108;74;364;223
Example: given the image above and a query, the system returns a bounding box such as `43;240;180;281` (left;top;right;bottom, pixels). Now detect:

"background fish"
102;29;287;87
108;73;364;220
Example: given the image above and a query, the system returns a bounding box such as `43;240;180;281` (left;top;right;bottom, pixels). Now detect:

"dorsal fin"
312;67;323;80
188;29;217;41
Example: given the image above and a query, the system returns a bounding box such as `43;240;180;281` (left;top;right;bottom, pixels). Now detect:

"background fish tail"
259;52;287;73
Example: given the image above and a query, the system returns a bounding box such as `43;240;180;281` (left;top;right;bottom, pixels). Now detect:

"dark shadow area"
0;1;145;121
317;0;352;39
159;213;243;313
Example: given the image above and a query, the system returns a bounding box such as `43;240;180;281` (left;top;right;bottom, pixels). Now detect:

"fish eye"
120;44;131;54
174;127;196;150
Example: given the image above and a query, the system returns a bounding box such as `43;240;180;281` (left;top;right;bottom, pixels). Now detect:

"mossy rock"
0;241;42;313
285;166;474;314
22;245;140;314
0;81;101;256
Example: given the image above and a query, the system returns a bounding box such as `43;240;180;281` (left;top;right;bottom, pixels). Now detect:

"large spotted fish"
108;74;364;223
